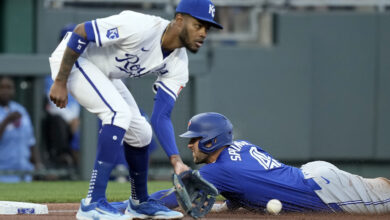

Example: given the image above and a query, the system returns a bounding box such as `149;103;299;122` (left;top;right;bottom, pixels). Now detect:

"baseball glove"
172;170;218;219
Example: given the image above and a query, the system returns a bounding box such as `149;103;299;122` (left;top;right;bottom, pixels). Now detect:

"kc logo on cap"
176;0;223;29
209;4;215;18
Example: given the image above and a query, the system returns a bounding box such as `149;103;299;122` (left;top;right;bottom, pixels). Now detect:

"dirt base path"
1;203;390;219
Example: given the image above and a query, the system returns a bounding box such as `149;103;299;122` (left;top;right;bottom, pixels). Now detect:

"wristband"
67;32;89;54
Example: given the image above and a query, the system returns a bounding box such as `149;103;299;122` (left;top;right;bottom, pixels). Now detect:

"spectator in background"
42;24;81;169
0;76;43;182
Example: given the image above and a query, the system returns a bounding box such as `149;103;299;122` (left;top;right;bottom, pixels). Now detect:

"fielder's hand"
170;155;190;174
49;79;68;108
173;170;218;219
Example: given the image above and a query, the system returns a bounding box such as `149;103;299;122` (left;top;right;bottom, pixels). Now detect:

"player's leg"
112;79;183;219
66;59;132;220
302;161;390;214
361;177;390;213
112;79;151;203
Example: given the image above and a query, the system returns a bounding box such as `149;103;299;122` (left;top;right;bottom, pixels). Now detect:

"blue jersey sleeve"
84;21;96;42
149;189;178;209
150;88;179;157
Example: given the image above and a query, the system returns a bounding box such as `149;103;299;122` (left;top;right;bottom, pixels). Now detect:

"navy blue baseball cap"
176;0;223;29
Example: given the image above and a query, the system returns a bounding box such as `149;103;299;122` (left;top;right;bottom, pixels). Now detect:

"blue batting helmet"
180;112;233;154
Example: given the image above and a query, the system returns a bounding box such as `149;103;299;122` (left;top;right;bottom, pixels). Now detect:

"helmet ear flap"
206;138;218;148
199;137;221;154
198;138;213;153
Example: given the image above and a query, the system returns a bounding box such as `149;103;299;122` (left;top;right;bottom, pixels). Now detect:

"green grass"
0;181;173;203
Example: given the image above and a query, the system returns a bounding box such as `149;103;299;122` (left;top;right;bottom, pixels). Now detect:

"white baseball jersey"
51;10;189;101
49;11;189;147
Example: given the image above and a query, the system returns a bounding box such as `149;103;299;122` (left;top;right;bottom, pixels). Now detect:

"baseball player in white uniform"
48;0;223;219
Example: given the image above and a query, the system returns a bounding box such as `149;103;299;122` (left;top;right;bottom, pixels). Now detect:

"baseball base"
0;201;48;215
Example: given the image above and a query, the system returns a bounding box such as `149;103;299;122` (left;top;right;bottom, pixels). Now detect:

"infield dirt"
0;203;390;219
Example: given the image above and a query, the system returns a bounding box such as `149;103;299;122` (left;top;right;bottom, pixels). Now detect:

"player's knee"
123;122;152;148
137;123;152;147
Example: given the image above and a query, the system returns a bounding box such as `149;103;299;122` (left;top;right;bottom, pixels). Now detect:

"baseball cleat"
109;200;129;214
76;198;131;220
125;198;184;219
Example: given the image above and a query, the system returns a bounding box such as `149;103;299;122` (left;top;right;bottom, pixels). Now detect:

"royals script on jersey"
51;11;188;100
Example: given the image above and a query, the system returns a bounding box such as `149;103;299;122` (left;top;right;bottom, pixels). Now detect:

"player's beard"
193;151;208;164
179;26;199;54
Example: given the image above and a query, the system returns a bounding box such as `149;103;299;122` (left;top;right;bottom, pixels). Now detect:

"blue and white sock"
123;142;150;203
86;124;126;203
